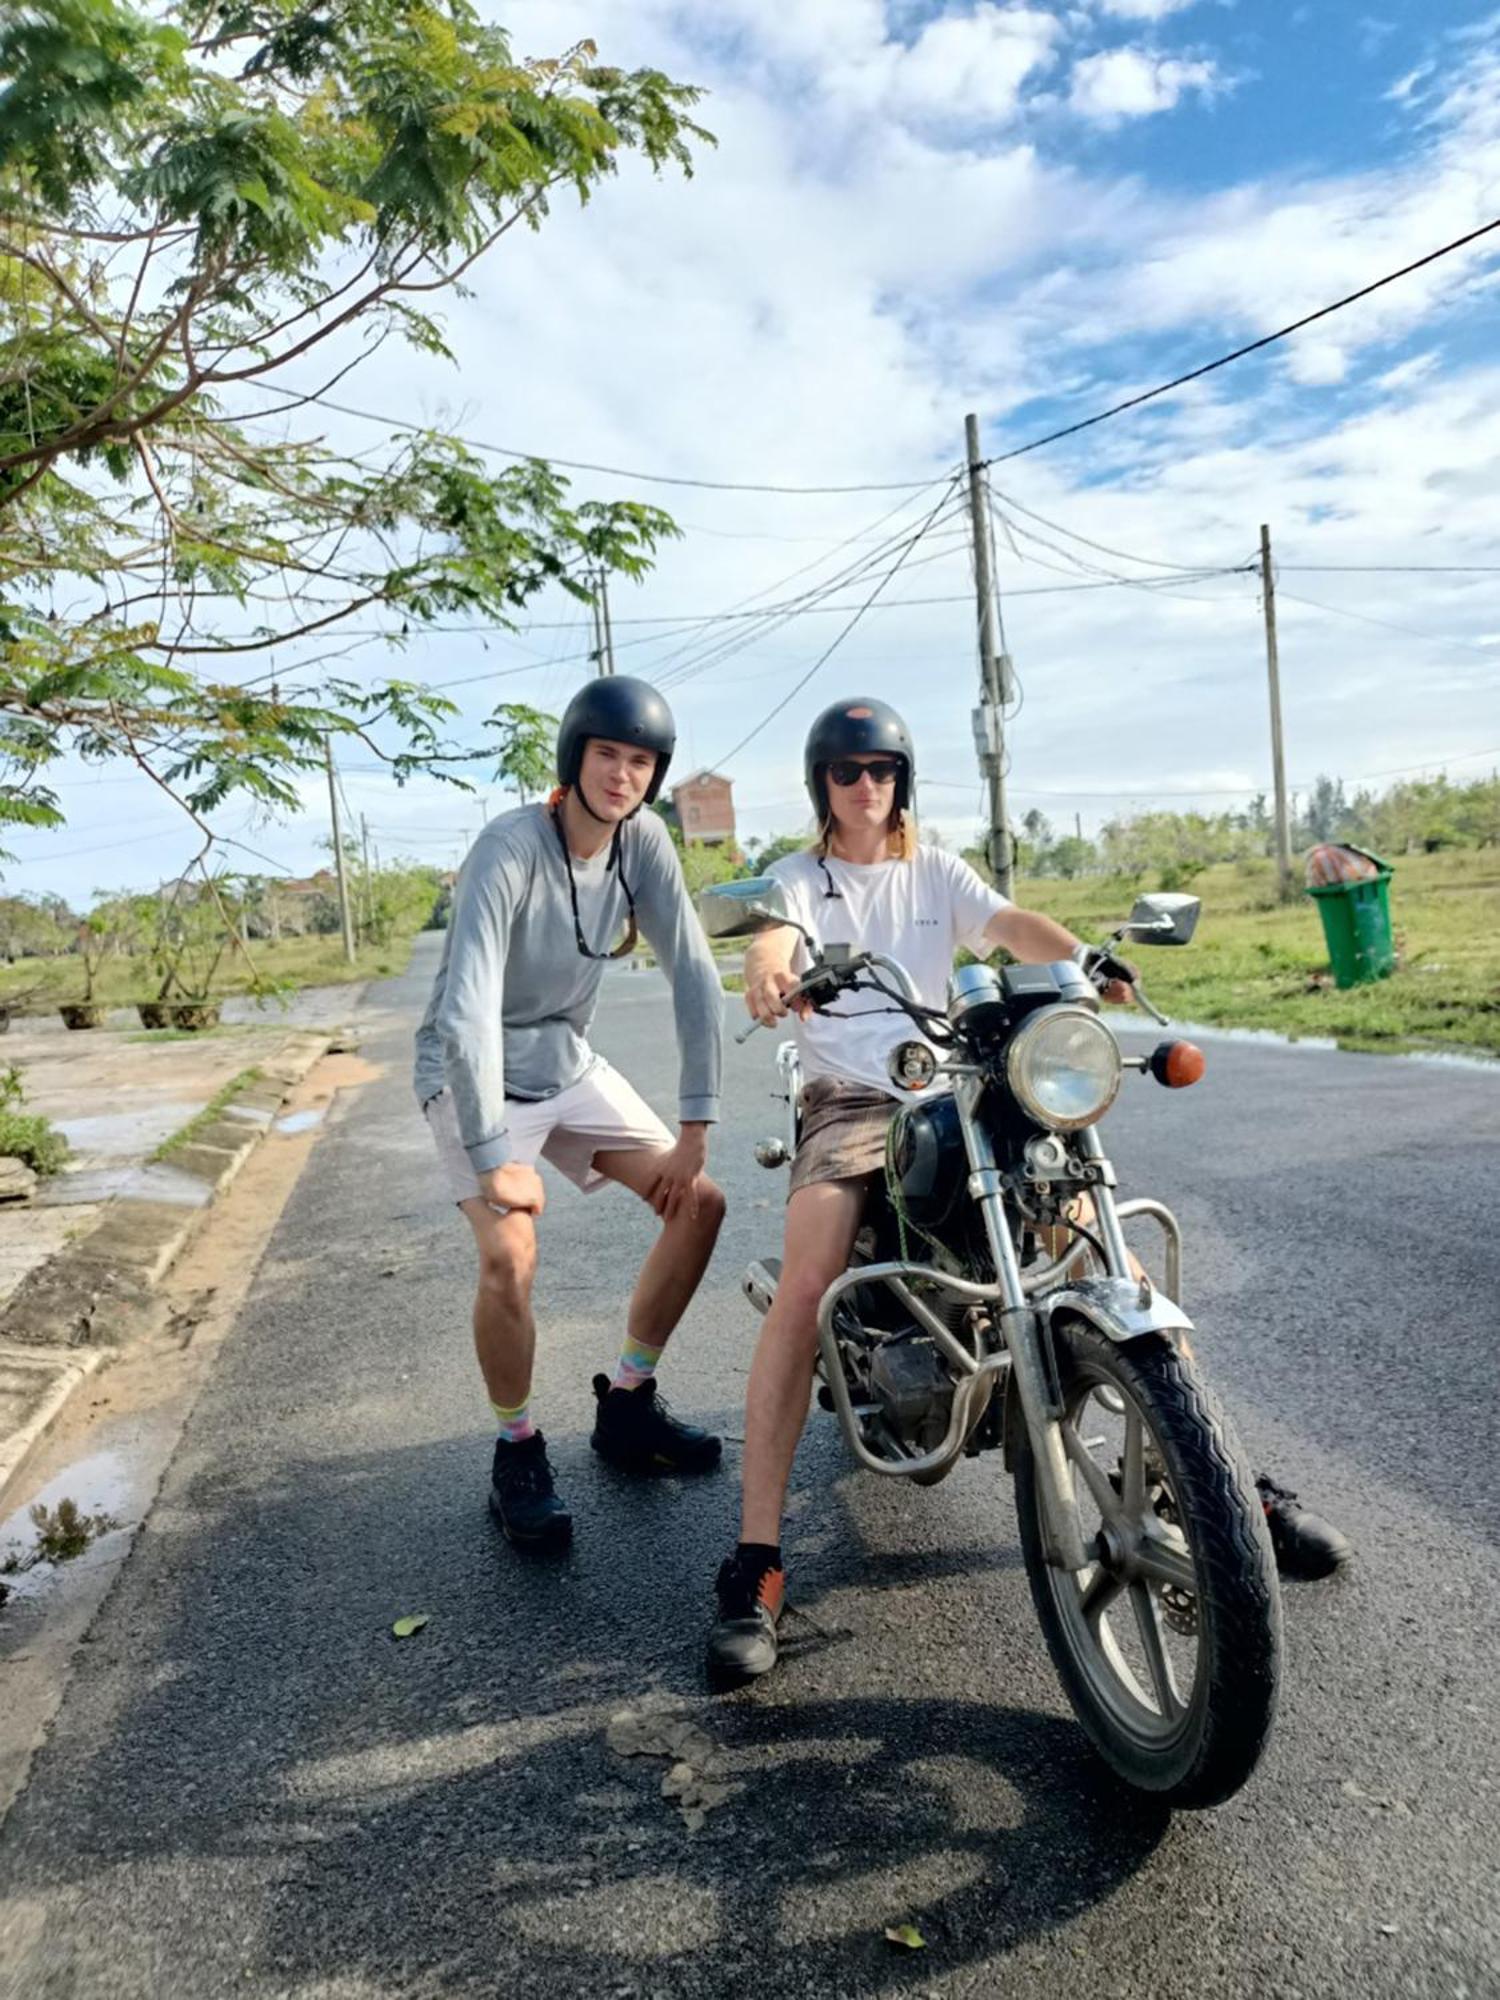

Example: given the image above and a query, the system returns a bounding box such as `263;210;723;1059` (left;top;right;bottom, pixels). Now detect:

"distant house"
669;770;736;847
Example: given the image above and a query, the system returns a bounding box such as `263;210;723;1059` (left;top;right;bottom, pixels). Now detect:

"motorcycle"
700;879;1281;1810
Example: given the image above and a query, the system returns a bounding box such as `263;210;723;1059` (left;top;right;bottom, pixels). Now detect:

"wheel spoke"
1122;1406;1146;1516
1078;1561;1125;1627
1135;1528;1196;1593
1130;1580;1184;1718
1064;1422;1122;1523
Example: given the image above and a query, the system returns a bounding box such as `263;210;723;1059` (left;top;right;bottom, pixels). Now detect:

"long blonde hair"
812;805;918;861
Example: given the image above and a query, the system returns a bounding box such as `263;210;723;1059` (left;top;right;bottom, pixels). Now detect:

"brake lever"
1128;979;1170;1027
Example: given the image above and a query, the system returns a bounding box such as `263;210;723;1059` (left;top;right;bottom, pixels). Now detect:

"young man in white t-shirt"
706;697;1349;1683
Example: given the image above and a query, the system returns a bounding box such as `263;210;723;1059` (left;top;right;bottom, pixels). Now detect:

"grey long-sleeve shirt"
412;803;723;1172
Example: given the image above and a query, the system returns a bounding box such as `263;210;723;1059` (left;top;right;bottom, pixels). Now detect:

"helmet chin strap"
572;776;613;826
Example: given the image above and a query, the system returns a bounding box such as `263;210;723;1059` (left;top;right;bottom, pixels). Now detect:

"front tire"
1014;1318;1280;1808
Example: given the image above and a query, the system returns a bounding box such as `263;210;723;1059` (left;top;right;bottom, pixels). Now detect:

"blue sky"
12;0;1500;904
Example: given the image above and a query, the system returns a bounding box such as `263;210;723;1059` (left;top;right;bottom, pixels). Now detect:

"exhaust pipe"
742;1258;780;1316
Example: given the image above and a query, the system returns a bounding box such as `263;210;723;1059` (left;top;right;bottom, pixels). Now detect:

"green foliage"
0;1060;69;1172
0;889;74;957
485;700;556;802
0;2;708;852
745;830;807;872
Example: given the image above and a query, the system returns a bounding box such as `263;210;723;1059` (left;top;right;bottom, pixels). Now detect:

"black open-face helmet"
804;696;915;823
556;676;676;814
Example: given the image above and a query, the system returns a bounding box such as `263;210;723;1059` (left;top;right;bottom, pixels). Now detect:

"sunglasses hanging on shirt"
551;806;640;960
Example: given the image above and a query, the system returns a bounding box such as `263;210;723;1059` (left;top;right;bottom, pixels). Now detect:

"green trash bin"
1305;845;1395;989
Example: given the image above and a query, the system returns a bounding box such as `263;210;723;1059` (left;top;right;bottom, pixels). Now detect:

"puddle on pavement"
53;1105;204;1156
275;1107;327;1134
0;1449;131;1602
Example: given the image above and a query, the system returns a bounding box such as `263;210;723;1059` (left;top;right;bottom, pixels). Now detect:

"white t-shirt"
767;845;1011;1099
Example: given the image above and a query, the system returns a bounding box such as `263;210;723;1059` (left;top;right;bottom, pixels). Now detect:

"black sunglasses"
826;757;902;788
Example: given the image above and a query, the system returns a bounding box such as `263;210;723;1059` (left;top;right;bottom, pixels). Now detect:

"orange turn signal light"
1149;1039;1206;1088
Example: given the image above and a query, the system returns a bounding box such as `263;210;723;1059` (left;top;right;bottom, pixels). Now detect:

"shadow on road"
0;1419;1170;1995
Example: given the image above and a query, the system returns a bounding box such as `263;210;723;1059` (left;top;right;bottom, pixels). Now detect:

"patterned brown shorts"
788;1076;898;1195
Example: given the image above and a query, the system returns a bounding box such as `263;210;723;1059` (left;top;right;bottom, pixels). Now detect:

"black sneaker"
490;1433;573;1551
706;1548;785;1686
590;1374;723;1475
1256;1474;1350;1580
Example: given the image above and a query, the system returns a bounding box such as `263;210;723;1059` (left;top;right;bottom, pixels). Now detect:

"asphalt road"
1;934;1496;2000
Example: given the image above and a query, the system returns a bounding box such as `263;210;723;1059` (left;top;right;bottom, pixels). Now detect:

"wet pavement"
0;938;1495;1998
0;985;362;1311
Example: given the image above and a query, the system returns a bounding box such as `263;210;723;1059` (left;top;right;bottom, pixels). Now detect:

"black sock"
736;1540;782;1572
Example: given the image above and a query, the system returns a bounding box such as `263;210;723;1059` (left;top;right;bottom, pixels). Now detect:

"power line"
1274;587;1499;659
258;386;948;497
1279;564;1500;574
714;482;962;769
1007;742;1500;800
979;214;1500;471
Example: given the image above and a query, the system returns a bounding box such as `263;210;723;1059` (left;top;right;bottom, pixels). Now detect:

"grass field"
1015;850;1500;1056
0;933;405;1014
7;853;1498;1056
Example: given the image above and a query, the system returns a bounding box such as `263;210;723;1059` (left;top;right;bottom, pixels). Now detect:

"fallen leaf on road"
391;1615;430;1639
884;1924;926;1951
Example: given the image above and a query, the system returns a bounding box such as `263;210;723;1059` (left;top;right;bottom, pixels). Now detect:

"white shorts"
422;1057;674;1209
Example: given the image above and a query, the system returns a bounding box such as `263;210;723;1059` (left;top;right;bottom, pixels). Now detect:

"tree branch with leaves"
0;0;709;856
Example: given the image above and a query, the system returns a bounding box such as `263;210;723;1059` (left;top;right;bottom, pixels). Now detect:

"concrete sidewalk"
0;985;364;1502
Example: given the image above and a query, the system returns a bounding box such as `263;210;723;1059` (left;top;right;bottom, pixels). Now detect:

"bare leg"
740;1178;870;1546
458;1198;539;1409
593;1148;727;1348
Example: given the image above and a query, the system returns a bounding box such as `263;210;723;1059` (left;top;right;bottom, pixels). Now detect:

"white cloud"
1097;0;1201;18
703;0;1063;129
1069;47;1223;121
18;2;1500;901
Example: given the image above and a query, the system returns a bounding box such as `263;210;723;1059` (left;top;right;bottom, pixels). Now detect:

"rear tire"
1014;1318;1280;1808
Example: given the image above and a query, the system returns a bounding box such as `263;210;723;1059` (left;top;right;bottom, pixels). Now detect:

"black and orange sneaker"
590;1374;722;1476
706;1545;785;1686
1256;1474;1351;1580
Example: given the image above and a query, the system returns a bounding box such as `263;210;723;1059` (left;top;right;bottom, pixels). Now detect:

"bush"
0;1111;69;1176
0;1064;68;1174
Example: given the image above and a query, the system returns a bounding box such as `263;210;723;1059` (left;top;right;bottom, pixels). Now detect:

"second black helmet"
804;696;915;822
556;677;676;807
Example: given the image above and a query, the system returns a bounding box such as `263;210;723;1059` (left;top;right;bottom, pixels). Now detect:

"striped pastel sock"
611;1335;666;1393
491;1397;535;1443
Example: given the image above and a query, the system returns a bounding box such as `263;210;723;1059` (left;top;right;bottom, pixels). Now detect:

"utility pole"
1259;524;1294;901
599;567;616;675
360;813;373;943
324;735;356;964
964;413;1013;896
589;566;616;675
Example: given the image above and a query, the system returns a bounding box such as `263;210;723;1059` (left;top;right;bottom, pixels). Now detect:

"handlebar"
737;944;1171;1045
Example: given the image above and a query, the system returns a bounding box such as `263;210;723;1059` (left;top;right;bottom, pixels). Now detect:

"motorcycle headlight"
1005;1004;1121;1131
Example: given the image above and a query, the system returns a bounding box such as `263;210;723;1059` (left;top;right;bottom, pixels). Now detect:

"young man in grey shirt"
414;678;726;1549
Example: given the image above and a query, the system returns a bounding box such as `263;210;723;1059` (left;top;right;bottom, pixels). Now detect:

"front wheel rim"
1043;1367;1203;1749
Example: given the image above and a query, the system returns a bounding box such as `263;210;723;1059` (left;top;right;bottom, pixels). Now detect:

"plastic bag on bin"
1304;843;1384;888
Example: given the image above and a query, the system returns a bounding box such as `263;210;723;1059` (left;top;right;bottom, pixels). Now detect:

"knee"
477;1238;536;1306
695;1177;727;1234
778;1261;838;1326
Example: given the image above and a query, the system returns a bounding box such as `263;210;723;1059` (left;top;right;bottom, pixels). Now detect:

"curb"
0;1348;108;1506
0;1027;337;1507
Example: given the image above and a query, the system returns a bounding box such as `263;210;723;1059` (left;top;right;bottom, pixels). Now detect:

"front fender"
1001;1276;1194;1470
1041;1274;1193;1344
